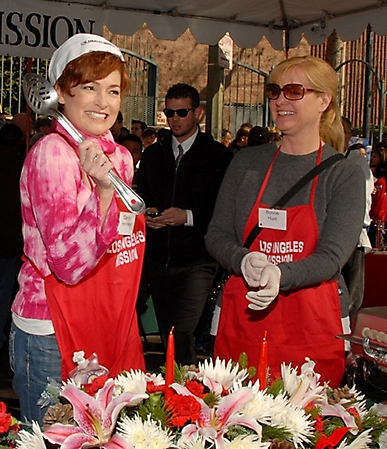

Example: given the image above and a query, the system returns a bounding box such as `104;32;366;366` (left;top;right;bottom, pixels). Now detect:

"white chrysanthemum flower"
238;381;274;425
117;414;174;449
145;372;165;386
224;435;270;449
16;421;46;449
265;391;289;417
178;431;207;449
345;385;367;418
269;394;313;447
196;357;248;393
337;429;372;449
114;370;148;397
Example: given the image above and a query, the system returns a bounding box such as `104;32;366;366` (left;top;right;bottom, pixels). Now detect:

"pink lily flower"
317;402;357;432
172;383;262;449
43;378;147;449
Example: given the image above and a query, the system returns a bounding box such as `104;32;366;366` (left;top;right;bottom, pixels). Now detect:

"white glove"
240;251;268;287
246;263;281;310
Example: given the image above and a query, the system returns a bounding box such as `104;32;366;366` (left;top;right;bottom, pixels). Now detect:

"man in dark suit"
136;83;232;365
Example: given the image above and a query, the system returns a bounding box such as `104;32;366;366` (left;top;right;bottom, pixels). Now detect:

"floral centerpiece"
13;355;387;449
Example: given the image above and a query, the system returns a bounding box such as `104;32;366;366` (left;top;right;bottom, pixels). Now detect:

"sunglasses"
163;108;195;118
265;83;316;101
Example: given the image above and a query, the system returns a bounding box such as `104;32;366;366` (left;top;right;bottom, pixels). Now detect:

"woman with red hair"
11;34;145;424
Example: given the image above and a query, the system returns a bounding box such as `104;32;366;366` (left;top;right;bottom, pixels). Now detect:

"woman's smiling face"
269;68;331;138
57;70;122;138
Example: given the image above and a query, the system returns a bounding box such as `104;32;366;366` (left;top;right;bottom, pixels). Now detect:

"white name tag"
259;208;287;231
118;212;135;235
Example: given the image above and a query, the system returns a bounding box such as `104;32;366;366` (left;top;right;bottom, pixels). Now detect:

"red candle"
257;331;268;390
164;326;175;400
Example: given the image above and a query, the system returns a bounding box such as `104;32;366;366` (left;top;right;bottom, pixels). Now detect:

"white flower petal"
224;435;270;449
16;421;47;449
196;358;248;393
114;370;148;397
117;415;174;449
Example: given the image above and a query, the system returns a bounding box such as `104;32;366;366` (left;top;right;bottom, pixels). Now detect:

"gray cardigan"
205;142;366;316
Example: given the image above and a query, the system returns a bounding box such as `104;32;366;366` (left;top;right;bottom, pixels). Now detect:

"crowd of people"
1;33;387;425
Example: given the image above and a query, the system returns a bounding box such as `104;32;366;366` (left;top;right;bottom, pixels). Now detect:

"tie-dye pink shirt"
12;121;134;321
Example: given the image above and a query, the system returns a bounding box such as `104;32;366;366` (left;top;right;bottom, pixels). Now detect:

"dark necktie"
175;144;184;168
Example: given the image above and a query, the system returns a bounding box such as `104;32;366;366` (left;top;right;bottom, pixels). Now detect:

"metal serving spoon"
23;73;146;215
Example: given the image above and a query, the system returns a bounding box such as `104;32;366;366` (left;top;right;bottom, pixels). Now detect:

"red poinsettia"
0;402;12;434
166;393;201;427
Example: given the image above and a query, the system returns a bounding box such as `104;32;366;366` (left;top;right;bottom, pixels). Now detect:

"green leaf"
136;393;171;429
267;377;285;397
262;424;292;442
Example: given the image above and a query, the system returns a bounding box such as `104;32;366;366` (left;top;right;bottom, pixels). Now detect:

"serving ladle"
23;73;146;215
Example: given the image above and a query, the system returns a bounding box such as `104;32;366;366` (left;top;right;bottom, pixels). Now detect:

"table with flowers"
1;353;387;449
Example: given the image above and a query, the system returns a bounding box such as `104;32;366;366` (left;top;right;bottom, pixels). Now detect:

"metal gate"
108;32;158;129
0;56;48;117
223;48;270;136
0;46;158;128
120;49;158;128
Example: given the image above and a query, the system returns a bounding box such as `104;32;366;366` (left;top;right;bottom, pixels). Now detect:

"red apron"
214;146;345;387
45;197;146;380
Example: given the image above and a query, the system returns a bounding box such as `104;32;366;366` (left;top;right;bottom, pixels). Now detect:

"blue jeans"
9;323;61;425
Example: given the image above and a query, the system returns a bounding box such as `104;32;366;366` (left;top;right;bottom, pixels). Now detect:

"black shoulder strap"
274;153;344;209
243;153;344;249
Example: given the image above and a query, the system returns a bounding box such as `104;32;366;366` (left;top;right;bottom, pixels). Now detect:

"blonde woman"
205;56;365;387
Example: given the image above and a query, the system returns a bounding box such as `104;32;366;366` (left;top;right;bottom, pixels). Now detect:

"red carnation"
166;394;201;428
0;401;12;434
185;380;205;398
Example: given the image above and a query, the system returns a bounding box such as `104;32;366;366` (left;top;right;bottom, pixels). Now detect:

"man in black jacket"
136;83;232;365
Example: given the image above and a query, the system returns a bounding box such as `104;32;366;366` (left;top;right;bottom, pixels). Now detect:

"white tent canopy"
2;0;387;58
100;0;387;49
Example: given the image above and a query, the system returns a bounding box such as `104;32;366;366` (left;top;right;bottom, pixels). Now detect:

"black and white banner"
1;0;104;59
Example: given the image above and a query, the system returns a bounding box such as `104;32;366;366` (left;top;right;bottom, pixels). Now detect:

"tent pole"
285;30;290;59
25;57;33;154
363;24;373;140
206;45;224;141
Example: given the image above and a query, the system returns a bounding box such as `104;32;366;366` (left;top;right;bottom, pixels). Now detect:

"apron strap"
243;152;344;248
274;153;344;209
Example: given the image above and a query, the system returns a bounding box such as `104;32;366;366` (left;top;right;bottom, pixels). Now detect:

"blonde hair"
269;56;343;152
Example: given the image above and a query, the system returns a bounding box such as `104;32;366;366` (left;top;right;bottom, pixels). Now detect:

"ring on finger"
93;155;99;162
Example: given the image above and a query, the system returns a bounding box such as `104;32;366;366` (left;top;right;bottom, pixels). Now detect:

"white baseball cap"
48;33;125;85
